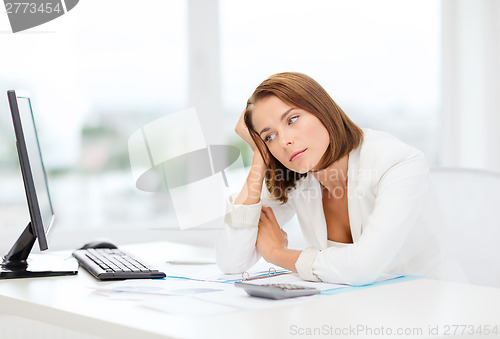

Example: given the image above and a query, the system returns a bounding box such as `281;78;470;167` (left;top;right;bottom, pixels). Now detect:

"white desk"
1;242;499;339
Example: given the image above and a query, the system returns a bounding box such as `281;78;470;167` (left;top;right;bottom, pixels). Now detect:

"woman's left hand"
256;207;288;262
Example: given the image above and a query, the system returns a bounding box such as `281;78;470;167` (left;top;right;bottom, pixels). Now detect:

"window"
0;0;188;236
220;0;440;164
0;0;442;249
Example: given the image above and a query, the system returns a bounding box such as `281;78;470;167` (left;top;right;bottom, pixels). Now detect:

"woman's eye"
288;116;298;124
264;133;276;142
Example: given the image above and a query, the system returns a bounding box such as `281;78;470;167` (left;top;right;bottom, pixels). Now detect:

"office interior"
0;0;499;337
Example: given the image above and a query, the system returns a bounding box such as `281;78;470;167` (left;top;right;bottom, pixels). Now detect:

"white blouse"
327;240;350;249
216;129;465;285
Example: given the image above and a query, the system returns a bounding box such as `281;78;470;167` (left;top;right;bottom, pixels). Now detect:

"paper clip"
241;267;291;281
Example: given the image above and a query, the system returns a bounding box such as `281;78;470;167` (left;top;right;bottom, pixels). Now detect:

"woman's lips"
290;149;307;162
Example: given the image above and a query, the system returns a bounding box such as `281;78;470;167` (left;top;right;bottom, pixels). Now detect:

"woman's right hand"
235;109;257;151
235;108;268;172
232;109;269;206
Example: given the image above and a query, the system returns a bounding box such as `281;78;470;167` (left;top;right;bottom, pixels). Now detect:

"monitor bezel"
7;90;54;251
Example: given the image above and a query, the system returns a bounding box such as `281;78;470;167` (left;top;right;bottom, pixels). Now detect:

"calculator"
235;282;320;299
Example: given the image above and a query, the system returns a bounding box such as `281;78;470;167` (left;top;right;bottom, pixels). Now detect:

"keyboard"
72;248;166;281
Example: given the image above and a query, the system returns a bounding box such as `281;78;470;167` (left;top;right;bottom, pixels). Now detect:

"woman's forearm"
234;152;267;205
270;248;302;273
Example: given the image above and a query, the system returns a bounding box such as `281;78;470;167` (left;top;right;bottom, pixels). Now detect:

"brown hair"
244;72;363;203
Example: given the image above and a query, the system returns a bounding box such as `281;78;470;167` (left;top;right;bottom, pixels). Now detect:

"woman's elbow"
216;257;246;275
344;265;383;286
347;275;378;286
215;248;257;275
319;265;381;286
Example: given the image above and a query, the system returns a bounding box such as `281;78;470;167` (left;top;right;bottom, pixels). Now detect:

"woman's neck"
311;155;349;194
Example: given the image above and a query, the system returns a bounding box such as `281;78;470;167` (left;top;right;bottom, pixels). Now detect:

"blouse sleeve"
299;148;430;286
216;188;296;274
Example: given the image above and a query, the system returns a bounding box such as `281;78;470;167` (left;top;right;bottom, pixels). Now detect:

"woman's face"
251;95;330;173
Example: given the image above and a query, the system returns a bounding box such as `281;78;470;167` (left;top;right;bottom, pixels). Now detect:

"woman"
217;72;463;285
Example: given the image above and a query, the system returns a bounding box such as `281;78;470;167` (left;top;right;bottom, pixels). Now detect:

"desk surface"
1;242;499;339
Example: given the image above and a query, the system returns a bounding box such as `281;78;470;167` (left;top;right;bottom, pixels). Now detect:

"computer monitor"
0;90;78;279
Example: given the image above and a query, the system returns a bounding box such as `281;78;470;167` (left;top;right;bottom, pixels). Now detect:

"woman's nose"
280;130;294;147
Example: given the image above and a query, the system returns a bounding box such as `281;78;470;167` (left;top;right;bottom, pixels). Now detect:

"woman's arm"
308;149;430;285
234;108;266;205
256;207;301;272
217;110;293;273
234;151;266;205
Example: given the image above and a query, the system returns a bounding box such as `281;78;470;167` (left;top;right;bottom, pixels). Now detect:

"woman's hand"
236;108;269;168
256;207;288;261
232;107;269;205
235;109;256;151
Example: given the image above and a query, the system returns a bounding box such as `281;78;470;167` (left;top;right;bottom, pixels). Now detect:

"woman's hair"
244;72;363;203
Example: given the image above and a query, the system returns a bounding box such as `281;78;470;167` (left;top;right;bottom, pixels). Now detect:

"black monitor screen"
8;91;54;250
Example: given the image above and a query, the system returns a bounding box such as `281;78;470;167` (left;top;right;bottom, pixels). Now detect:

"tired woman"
217;72;464;285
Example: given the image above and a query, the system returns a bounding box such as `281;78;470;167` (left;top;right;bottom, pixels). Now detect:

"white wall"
441;0;500;172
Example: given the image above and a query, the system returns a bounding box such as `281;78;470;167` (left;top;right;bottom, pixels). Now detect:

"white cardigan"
216;129;463;285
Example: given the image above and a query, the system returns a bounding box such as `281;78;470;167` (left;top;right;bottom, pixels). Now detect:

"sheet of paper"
164;259;288;283
243;273;346;291
93;277;232;297
242;272;404;291
92;277;319;315
88;267;406;316
194;286;321;310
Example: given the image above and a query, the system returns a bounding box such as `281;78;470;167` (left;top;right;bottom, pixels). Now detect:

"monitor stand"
0;222;78;279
